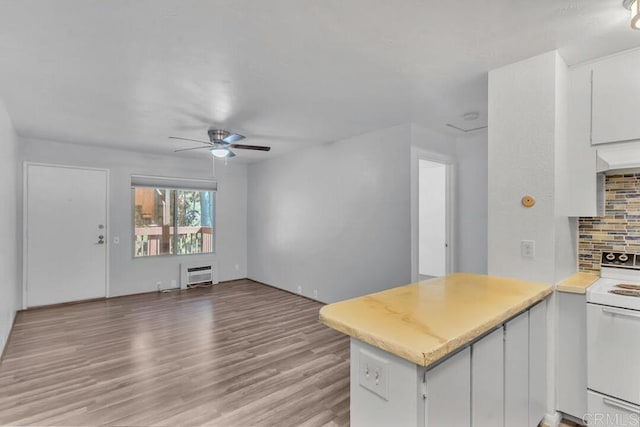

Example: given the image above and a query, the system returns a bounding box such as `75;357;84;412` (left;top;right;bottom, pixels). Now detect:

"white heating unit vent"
180;262;218;289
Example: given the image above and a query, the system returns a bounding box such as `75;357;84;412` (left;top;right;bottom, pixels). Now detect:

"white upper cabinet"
563;58;601;217
591;49;640;145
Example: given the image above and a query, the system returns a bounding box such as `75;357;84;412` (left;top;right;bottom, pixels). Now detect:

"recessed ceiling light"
463;112;480;121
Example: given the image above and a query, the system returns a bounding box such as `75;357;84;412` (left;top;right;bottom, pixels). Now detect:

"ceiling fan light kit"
210;147;232;158
623;0;640;29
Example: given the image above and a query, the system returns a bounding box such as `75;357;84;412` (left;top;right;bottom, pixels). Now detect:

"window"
131;176;216;257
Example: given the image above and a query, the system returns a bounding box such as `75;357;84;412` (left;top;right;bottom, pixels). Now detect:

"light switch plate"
358;348;389;400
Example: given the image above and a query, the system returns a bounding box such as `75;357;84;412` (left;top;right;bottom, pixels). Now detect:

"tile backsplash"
579;174;640;273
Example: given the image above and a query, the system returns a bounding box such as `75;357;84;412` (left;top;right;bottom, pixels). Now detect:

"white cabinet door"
591;49;640;145
565;65;602;217
425;347;470;427
505;311;529;425
471;327;504;427
528;302;547;427
557;293;588;418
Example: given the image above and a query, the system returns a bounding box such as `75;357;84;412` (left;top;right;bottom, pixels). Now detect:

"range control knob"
619;254;629;262
606;253;616;261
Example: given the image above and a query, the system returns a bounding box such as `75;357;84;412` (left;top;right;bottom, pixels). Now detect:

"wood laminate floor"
0;280;350;427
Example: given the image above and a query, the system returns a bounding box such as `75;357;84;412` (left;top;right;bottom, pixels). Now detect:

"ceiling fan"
170;129;271;158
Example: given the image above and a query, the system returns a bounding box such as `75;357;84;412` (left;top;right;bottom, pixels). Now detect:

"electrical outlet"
521;240;535;258
171;279;177;288
297;286;302;294
235;264;240;271
313;289;318;299
358;349;389;400
156;281;162;291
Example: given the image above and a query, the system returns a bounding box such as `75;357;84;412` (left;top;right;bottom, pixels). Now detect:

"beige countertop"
556;272;599;294
319;273;552;367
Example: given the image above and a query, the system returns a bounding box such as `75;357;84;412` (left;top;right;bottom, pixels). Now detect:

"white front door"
25;164;108;307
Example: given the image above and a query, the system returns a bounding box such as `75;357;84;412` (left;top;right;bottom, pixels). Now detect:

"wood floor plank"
0;280;350;426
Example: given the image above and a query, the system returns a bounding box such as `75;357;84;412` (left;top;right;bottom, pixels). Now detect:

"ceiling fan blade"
169;136;212;145
174;146;212;153
222;133;245;143
230;143;271;151
226;149;236;158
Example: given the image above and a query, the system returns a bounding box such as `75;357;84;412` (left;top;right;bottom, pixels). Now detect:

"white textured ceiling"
0;1;639;162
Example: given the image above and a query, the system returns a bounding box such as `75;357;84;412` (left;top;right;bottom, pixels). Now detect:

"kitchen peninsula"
319;273;553;427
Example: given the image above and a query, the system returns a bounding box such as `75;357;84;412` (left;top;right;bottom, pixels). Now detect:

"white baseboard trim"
0;310;17;363
542;411;563;427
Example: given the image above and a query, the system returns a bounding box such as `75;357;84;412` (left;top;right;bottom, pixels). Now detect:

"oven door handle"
603;397;640;414
602;307;640;319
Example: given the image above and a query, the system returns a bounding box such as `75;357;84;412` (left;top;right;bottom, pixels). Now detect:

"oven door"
587;303;640;405
587;391;640;426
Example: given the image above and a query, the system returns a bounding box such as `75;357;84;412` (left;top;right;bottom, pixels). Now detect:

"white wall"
0;99;20;355
554;56;578;282
418;160;446;276
21;138;247;298
411;124;457;157
488;50;575;283
455;130;488;274
488;52;559;283
247;124;413;303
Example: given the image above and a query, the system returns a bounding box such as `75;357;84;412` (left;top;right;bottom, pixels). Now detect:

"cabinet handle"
602;307;640;319
603;397;640;415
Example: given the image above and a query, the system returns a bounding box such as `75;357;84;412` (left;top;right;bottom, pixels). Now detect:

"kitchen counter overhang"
319;273;552;367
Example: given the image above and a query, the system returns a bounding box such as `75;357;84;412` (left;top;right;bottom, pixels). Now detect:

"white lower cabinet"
425;347;471;427
505;311;530;425
472;327;504;427
349;301;548;427
528;302;547;426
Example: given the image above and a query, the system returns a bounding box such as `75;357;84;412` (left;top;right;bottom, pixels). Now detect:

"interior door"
418;159;449;278
25;164;108;307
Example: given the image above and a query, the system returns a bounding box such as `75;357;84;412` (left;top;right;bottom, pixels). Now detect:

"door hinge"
421;372;427;399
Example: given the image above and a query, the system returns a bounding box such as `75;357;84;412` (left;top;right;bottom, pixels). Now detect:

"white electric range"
586;252;640;425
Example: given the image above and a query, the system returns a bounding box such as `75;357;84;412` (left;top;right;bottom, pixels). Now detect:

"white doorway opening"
411;148;454;282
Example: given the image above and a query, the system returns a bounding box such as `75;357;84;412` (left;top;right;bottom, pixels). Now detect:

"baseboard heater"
186;265;213;287
180;262;218;289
